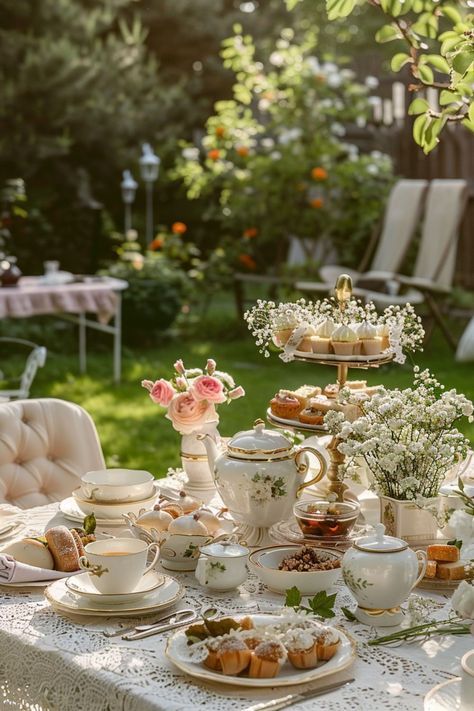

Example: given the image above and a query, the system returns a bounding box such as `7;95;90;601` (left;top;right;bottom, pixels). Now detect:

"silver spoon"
122;605;219;641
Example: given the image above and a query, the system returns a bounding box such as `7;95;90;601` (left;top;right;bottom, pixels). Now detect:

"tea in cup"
461;649;474;710
79;538;160;594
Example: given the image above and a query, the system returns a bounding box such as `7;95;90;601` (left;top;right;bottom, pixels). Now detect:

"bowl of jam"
293;500;360;539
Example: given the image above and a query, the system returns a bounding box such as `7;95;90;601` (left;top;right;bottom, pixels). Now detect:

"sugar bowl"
342;523;427;626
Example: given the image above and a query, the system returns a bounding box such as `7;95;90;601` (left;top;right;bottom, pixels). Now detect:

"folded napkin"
0;554;80;585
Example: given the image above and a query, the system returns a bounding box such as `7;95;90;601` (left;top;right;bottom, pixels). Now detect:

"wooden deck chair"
296;179;428;296
358;179;469;349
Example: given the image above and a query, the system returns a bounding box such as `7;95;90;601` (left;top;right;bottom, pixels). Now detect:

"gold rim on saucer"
65;570;165;600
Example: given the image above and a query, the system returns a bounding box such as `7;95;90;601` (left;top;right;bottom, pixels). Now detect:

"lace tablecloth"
0;500;471;711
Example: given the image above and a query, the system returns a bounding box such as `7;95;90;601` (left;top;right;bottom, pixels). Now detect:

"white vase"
379;495;439;543
180;421;219;501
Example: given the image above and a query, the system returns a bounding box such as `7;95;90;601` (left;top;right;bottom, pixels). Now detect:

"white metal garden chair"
0;338;47;400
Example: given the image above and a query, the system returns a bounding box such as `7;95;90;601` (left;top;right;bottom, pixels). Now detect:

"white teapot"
195;541;248;591
200;419;327;546
342;523;427;627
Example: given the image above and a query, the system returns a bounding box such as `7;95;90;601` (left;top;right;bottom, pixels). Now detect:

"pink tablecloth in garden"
0;276;128;324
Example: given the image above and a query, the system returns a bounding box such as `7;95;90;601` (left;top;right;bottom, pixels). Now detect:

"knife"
242;678;354;711
122;609;198;641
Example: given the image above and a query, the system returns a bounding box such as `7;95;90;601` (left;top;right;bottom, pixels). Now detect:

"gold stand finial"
335;274;353;310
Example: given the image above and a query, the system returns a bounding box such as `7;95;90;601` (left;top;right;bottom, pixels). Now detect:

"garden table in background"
0;481;470;710
0;276;128;383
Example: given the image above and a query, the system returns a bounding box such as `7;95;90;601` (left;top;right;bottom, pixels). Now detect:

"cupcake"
298;399;326;426
272;327;295;348
311;318;335;355
203;640;222;671
350;322;362;355
248;640;287;678
331;325;358;356
270;390;303;419
358;322;382;356
284;629;318;670
313;626;340;661
323;383;339;399
217;637;252;675
377;323;390;350
297;326;316;353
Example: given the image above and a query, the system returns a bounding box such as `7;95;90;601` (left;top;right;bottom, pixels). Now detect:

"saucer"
424;677;462;710
71;490;158;519
59;497;130;526
269;518;365;550
65;570;164;604
46;573;183;617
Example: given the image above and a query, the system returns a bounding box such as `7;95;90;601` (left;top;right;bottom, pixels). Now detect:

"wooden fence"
364;81;474;289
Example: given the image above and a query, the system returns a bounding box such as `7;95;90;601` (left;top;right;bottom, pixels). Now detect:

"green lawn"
4;304;473;478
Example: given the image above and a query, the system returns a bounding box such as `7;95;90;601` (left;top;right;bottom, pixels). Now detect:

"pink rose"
166;392;217;434
190;375;226;404
146;379;176;407
228;386;245;400
174;359;185;375
206;359;217;375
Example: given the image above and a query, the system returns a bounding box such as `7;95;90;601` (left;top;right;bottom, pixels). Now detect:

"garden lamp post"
120;170;138;233
139;143;160;248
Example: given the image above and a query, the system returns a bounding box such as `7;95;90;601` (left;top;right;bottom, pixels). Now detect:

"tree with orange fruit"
174;25;393;276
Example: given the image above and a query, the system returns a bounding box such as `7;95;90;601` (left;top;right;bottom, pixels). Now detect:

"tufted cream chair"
0;398;105;508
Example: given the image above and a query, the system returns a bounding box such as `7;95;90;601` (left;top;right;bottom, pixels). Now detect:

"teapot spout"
197;431;221;472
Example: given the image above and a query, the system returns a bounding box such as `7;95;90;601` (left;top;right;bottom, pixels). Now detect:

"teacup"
461;649;474;710
79;538;160;594
80;469;155;503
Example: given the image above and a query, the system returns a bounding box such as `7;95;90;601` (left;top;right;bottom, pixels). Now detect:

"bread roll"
45;526;81;572
437;561;466;581
1;538;54;570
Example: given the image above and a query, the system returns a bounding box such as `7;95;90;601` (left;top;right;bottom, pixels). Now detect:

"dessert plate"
65;569;165;604
166;613;355;688
45;573;183;617
424;677;462;710
59;497;127;526
266;409;328;433
292;351;394;365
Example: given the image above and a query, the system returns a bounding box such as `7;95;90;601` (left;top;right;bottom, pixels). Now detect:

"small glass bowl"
293;500;360;539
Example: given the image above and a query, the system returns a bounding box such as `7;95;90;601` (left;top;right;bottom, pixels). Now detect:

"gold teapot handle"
295;446;327;497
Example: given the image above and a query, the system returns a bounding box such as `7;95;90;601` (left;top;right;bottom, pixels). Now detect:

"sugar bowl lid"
227;419;293;460
354;523;408;553
200;541;248;558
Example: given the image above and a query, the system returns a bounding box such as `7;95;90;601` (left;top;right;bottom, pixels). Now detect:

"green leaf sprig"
284;586;337;619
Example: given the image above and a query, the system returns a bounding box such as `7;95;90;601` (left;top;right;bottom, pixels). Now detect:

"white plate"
39;271;74;285
0;521;24;541
71;489;158;519
65;569;164;604
424;678;462;710
166;613;355;688
59;497;128;526
45;573;183;617
0;579;52;588
266;409;328;433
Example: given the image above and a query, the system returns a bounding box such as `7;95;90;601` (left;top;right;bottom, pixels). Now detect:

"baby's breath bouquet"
325;367;473;501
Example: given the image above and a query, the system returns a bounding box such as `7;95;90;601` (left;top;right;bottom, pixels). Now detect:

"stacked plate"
60;469;159;526
45;571;183;618
0;511;24;543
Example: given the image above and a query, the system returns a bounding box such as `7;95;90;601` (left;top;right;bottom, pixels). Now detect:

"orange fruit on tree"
243;227;258;238
236;145;249;157
171;222;187;235
311;167;328;181
207;149;221;161
310;197;324;209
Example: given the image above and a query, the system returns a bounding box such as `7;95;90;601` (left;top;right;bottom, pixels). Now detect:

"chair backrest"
413;179;468;288
370;179;428;272
0;338;47;400
0;398;105;508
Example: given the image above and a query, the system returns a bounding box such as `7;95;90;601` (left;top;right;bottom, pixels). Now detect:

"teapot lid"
354;523;407;553
200;541;248;558
227;419;293;460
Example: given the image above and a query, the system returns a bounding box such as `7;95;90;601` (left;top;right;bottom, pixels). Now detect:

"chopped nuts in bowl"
248;545;342;595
